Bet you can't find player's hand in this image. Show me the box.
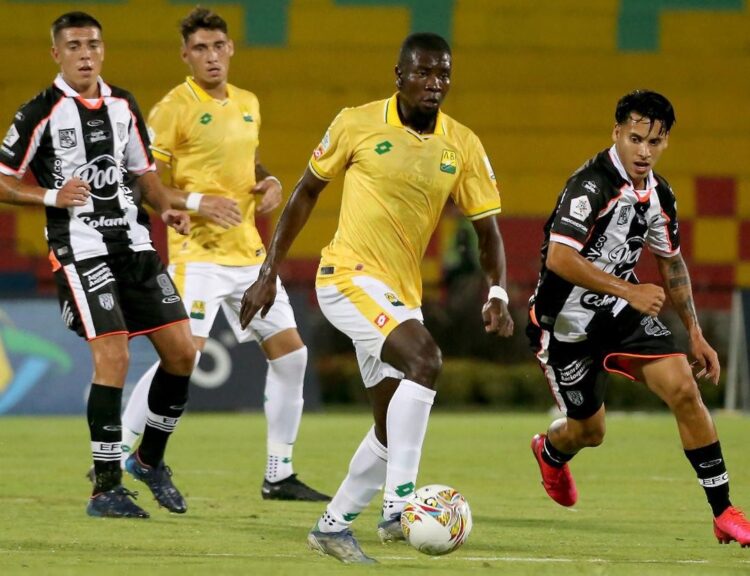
[625,283,665,316]
[481,298,514,337]
[162,209,190,235]
[252,177,283,215]
[689,330,721,385]
[55,177,91,207]
[198,194,242,228]
[240,274,277,328]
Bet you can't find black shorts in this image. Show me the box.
[527,305,683,420]
[54,251,188,340]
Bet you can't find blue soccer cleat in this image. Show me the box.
[125,452,187,514]
[86,485,150,518]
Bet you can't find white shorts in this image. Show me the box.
[169,262,297,343]
[316,275,423,388]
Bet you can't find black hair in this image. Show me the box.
[398,32,451,67]
[51,11,102,42]
[615,90,676,134]
[180,7,228,42]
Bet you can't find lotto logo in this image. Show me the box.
[374,313,389,328]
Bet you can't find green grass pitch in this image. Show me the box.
[1,411,749,575]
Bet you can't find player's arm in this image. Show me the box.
[546,242,665,316]
[137,170,190,235]
[472,216,514,337]
[240,168,327,327]
[0,173,90,207]
[252,153,282,215]
[654,252,719,384]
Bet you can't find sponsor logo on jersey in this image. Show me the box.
[162,295,181,304]
[313,129,331,160]
[200,113,212,125]
[14,111,24,122]
[190,300,206,319]
[384,292,404,307]
[582,180,598,194]
[86,129,110,144]
[73,155,121,200]
[98,293,115,311]
[83,263,115,292]
[79,212,128,230]
[61,300,75,327]
[580,291,618,311]
[569,196,592,221]
[557,357,593,386]
[87,119,104,127]
[0,146,15,158]
[58,128,77,149]
[2,124,19,147]
[483,155,496,180]
[242,112,254,122]
[617,205,631,225]
[374,312,389,328]
[440,149,457,174]
[374,140,393,155]
[566,390,584,406]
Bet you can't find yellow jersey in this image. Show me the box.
[310,95,501,308]
[148,77,265,266]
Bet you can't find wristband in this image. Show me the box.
[263,176,282,189]
[185,192,203,211]
[43,188,59,207]
[488,285,509,304]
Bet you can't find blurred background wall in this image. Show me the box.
[0,0,748,414]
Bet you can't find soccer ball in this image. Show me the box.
[400,484,472,556]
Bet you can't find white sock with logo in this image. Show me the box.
[264,346,306,482]
[317,426,388,533]
[382,379,435,519]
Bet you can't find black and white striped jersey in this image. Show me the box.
[0,74,156,264]
[530,145,680,343]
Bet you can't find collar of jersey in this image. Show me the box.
[384,94,446,137]
[185,76,232,104]
[54,74,110,109]
[608,144,657,199]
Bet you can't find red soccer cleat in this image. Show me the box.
[714,506,750,547]
[531,433,578,507]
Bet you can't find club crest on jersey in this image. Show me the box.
[58,128,77,149]
[190,300,206,320]
[384,292,404,307]
[98,293,115,311]
[117,122,127,141]
[617,205,631,225]
[566,390,584,406]
[569,196,592,221]
[582,180,598,194]
[440,149,457,174]
[374,313,389,328]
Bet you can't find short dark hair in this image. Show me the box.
[398,32,451,67]
[615,90,676,134]
[180,7,228,42]
[51,11,102,42]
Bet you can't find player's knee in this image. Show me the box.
[403,342,442,388]
[580,427,605,448]
[665,379,703,413]
[162,343,197,376]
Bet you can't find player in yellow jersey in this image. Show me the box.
[241,33,514,563]
[119,7,329,502]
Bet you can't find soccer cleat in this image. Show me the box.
[125,452,187,514]
[307,526,378,564]
[377,512,406,543]
[531,433,578,507]
[261,474,331,502]
[86,485,150,518]
[714,506,750,547]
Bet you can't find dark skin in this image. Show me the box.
[240,47,513,445]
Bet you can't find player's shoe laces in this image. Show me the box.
[714,506,750,547]
[261,474,331,502]
[86,485,150,518]
[125,453,187,514]
[377,512,406,543]
[531,433,578,507]
[307,525,378,564]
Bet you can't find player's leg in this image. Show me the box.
[634,355,750,546]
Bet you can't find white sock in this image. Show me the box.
[264,346,306,482]
[382,379,435,519]
[121,352,201,467]
[317,426,387,534]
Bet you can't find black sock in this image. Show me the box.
[684,441,731,517]
[137,367,190,467]
[542,436,575,468]
[87,383,122,493]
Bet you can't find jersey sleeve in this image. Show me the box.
[123,92,155,175]
[647,181,680,257]
[147,99,180,165]
[549,174,606,252]
[0,96,47,177]
[450,132,501,221]
[308,110,351,181]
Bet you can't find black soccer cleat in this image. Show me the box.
[86,485,150,518]
[261,474,331,502]
[125,453,187,514]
